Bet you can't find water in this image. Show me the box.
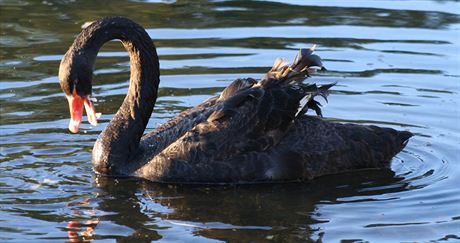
[1,0,459,242]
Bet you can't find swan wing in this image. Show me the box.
[134,80,333,183]
[135,49,337,182]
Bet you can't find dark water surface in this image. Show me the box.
[1,0,459,242]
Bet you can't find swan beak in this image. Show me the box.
[66,91,98,133]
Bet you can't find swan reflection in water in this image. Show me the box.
[66,170,410,242]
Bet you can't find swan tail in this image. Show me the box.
[332,123,414,169]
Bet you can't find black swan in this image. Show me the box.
[59,17,412,184]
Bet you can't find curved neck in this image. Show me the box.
[69,17,160,174]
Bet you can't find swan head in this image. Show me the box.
[59,51,99,133]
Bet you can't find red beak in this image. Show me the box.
[66,90,98,133]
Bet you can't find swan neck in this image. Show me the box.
[73,17,160,175]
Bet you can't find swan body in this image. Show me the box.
[59,17,412,184]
